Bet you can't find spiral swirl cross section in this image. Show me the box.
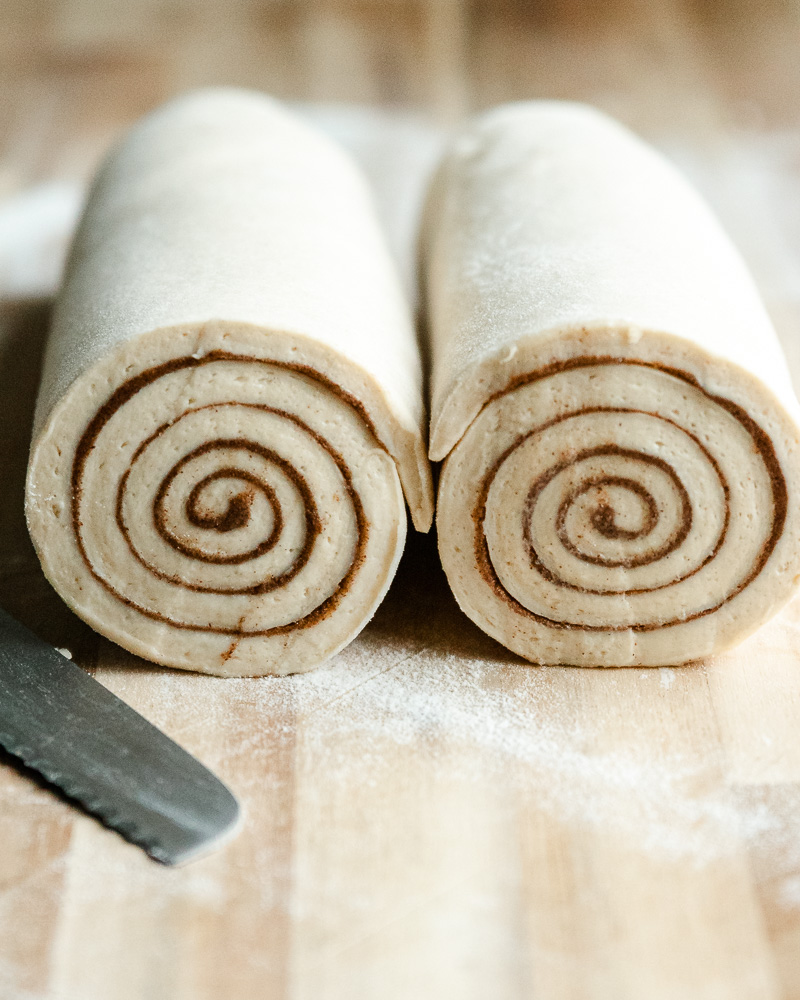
[27,350,407,676]
[437,359,791,666]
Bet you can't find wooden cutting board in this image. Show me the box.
[2,2,800,998]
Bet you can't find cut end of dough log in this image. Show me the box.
[27,322,408,676]
[436,331,800,666]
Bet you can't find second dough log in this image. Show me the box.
[423,102,800,667]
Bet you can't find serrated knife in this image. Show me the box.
[0,606,240,864]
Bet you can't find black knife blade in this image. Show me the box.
[0,606,240,864]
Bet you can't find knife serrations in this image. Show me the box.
[0,735,182,863]
[0,608,240,864]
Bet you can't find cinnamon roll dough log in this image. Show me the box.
[26,89,433,677]
[423,101,800,667]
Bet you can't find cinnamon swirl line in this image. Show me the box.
[470,359,785,631]
[72,357,372,622]
[60,349,378,649]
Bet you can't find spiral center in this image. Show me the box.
[520,446,692,573]
[568,476,659,542]
[151,439,310,567]
[186,469,269,534]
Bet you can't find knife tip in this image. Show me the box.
[155,785,243,867]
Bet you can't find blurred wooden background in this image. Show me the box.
[2,0,800,195]
[3,3,800,1000]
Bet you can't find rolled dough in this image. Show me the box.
[423,102,800,666]
[26,88,433,676]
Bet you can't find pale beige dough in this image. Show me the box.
[26,88,433,677]
[422,101,800,666]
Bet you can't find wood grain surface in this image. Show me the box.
[2,2,800,998]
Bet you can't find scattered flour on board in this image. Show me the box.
[121,622,800,880]
[68,623,796,943]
